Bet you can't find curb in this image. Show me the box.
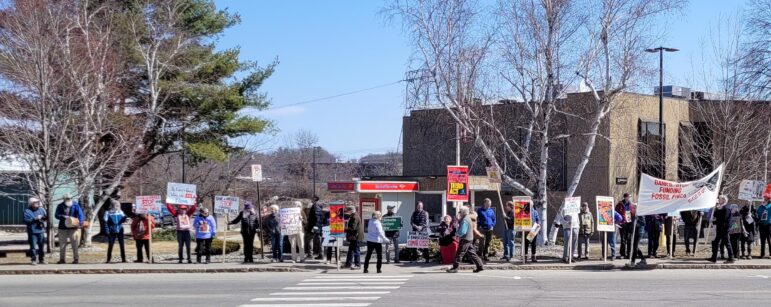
[0,267,310,275]
[441,263,771,271]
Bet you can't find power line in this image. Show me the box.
[265,80,405,110]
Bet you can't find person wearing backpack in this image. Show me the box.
[577,202,594,260]
[131,213,155,263]
[54,193,84,264]
[167,203,197,263]
[104,200,128,263]
[193,208,216,264]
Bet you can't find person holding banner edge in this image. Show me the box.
[229,202,260,263]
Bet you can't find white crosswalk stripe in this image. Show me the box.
[238,274,412,307]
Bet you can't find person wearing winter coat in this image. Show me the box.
[54,193,84,264]
[344,205,365,270]
[740,205,756,259]
[437,215,458,265]
[646,214,664,258]
[229,202,260,263]
[630,209,647,267]
[709,195,735,263]
[501,201,516,262]
[364,211,390,273]
[577,202,594,260]
[305,196,324,260]
[615,193,634,258]
[193,208,216,264]
[383,205,400,263]
[680,210,703,256]
[447,206,484,273]
[562,209,579,263]
[104,200,128,263]
[727,204,744,260]
[131,213,155,263]
[475,198,496,261]
[410,201,430,263]
[266,205,283,262]
[166,203,197,263]
[23,197,47,265]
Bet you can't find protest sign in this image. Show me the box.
[563,197,581,229]
[637,164,724,216]
[251,164,263,182]
[321,226,340,247]
[765,184,771,199]
[486,166,502,184]
[214,196,240,215]
[406,231,430,249]
[166,182,197,205]
[738,180,765,201]
[329,203,345,237]
[447,166,469,202]
[513,196,533,231]
[135,195,162,214]
[596,196,615,232]
[279,207,303,236]
[382,216,403,232]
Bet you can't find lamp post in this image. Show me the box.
[644,47,678,179]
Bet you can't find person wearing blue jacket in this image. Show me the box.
[193,208,216,264]
[476,198,496,261]
[104,200,127,263]
[24,197,47,265]
[54,193,84,264]
[757,195,771,258]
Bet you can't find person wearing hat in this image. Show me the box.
[229,202,260,263]
[104,199,127,263]
[384,204,400,263]
[305,196,324,260]
[166,202,197,263]
[193,208,216,264]
[54,193,84,264]
[23,197,47,265]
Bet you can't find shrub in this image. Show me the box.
[152,228,178,241]
[211,239,240,254]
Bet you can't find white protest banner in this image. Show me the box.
[738,180,765,202]
[406,231,430,248]
[214,196,240,215]
[251,164,263,182]
[637,164,724,216]
[563,197,581,229]
[166,182,197,205]
[279,207,303,236]
[135,195,163,214]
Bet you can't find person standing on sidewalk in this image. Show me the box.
[447,206,484,273]
[229,202,260,263]
[410,201,430,263]
[615,193,633,259]
[758,195,771,259]
[266,205,283,262]
[680,210,702,256]
[55,193,84,264]
[501,201,515,262]
[709,195,735,263]
[344,205,364,270]
[727,204,744,260]
[630,207,647,267]
[166,203,197,263]
[739,205,755,259]
[525,208,541,262]
[562,209,578,263]
[602,210,623,261]
[131,213,154,263]
[646,214,663,258]
[384,205,400,264]
[305,196,324,260]
[476,198,496,262]
[364,211,390,274]
[23,197,47,265]
[577,202,593,260]
[193,208,216,264]
[664,215,678,257]
[104,200,127,263]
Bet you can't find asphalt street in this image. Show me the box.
[1,269,770,307]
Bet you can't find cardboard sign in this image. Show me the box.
[279,207,303,236]
[135,195,163,214]
[563,197,581,229]
[637,164,724,215]
[738,180,765,201]
[214,196,240,215]
[447,166,469,202]
[513,196,533,231]
[406,231,430,248]
[382,216,403,232]
[166,182,197,205]
[329,203,345,237]
[596,196,615,232]
[486,166,502,184]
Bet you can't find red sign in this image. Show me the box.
[329,203,345,237]
[765,184,771,199]
[327,181,356,192]
[447,166,469,202]
[357,181,419,192]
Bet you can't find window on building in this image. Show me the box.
[678,122,713,181]
[548,138,567,191]
[638,120,666,179]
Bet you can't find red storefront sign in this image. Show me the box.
[447,166,469,202]
[327,181,356,192]
[357,181,419,193]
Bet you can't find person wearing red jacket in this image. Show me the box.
[131,213,156,263]
[615,193,633,259]
[167,203,197,263]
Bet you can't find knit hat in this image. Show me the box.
[244,202,254,209]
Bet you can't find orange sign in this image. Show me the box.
[765,184,771,199]
[329,203,345,237]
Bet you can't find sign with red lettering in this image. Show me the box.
[357,181,419,192]
[447,166,469,202]
[135,195,162,214]
[166,182,197,206]
[636,164,724,216]
[596,196,615,232]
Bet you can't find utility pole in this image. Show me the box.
[645,46,679,179]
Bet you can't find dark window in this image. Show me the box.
[548,138,567,191]
[638,121,666,179]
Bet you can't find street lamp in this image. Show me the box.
[644,46,678,179]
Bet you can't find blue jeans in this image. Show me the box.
[28,232,46,262]
[502,229,515,259]
[271,233,283,261]
[603,231,617,258]
[345,240,361,267]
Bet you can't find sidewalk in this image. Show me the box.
[2,256,770,275]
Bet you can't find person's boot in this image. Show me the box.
[531,255,537,263]
[446,266,458,273]
[473,266,484,273]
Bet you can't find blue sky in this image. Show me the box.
[214,0,749,160]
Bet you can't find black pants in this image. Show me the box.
[107,233,126,262]
[647,228,660,257]
[304,231,322,256]
[525,235,537,256]
[730,233,741,259]
[242,232,255,262]
[631,230,645,263]
[364,242,383,272]
[620,224,632,257]
[683,226,698,253]
[177,230,192,261]
[711,231,733,260]
[477,228,493,259]
[196,238,212,262]
[136,239,149,262]
[741,235,753,257]
[325,246,338,262]
[453,239,483,269]
[759,225,771,257]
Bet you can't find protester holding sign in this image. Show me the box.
[283,202,306,263]
[131,213,155,263]
[383,205,401,263]
[562,198,580,263]
[577,202,593,260]
[501,201,516,262]
[55,193,84,264]
[709,196,735,263]
[630,207,647,267]
[305,196,324,260]
[266,205,283,262]
[525,209,541,262]
[410,202,430,263]
[193,208,216,264]
[229,202,260,263]
[167,203,197,264]
[615,193,633,259]
[104,200,128,263]
[727,204,744,260]
[364,211,390,273]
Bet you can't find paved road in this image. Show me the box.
[1,269,770,307]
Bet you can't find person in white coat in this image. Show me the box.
[364,211,390,273]
[287,201,306,263]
